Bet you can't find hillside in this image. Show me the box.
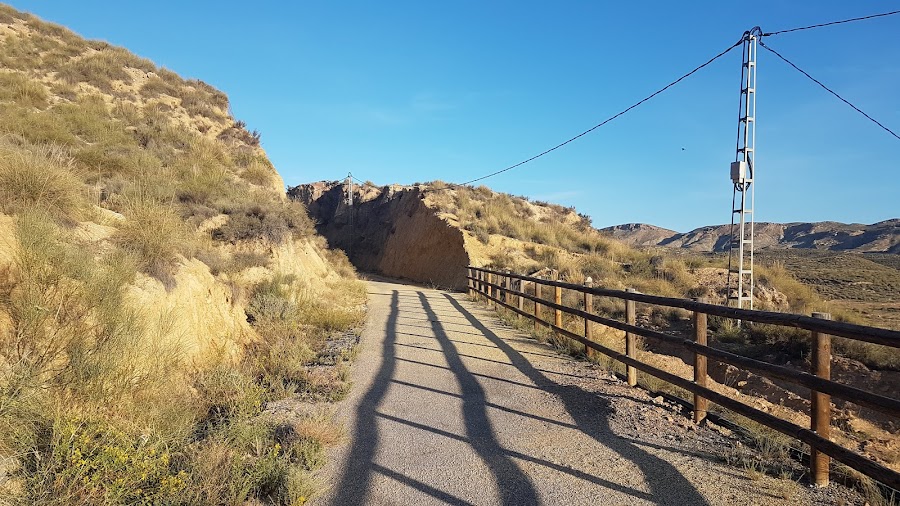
[0,5,362,504]
[294,181,818,307]
[602,219,900,253]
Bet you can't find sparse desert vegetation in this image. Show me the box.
[0,5,363,504]
[423,181,898,370]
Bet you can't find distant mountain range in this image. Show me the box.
[600,220,900,254]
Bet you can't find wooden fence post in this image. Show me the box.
[467,268,473,297]
[811,312,833,487]
[534,278,542,332]
[505,270,511,306]
[517,280,524,314]
[553,270,562,331]
[692,297,708,424]
[584,277,594,359]
[487,272,494,308]
[625,288,637,387]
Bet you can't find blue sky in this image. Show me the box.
[11,1,900,231]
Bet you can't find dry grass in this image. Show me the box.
[214,194,315,244]
[0,5,364,504]
[114,195,196,283]
[0,143,87,222]
[58,48,155,92]
[0,71,49,108]
[240,159,275,187]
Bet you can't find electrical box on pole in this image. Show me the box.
[727,28,760,311]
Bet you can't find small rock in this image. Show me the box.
[653,395,665,404]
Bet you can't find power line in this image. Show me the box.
[763,10,900,36]
[428,37,745,192]
[758,40,900,141]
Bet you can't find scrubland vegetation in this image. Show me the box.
[428,181,898,370]
[0,5,364,504]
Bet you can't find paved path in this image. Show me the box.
[315,279,821,505]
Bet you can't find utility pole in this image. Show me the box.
[346,172,353,261]
[727,27,760,311]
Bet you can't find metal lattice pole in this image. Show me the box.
[346,172,353,260]
[727,28,760,311]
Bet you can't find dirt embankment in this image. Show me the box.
[290,183,470,289]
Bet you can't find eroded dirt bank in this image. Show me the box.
[290,182,470,289]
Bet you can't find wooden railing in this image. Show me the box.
[466,266,900,490]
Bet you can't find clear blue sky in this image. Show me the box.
[11,1,900,231]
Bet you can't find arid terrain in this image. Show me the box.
[296,180,899,490]
[0,5,362,504]
[602,220,900,254]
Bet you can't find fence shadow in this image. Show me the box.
[418,291,540,505]
[442,292,710,506]
[330,290,400,505]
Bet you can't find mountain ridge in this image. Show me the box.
[601,219,900,253]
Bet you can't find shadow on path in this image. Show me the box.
[442,293,710,506]
[418,292,540,505]
[330,290,399,505]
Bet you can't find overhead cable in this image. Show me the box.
[425,37,746,192]
[763,10,900,36]
[759,40,900,141]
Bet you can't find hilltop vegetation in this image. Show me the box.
[0,5,363,504]
[422,181,897,370]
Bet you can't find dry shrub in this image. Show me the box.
[0,4,28,24]
[240,159,275,187]
[52,95,131,145]
[139,76,179,98]
[0,103,79,146]
[323,248,356,279]
[115,195,196,283]
[756,262,820,314]
[0,143,87,222]
[58,48,155,92]
[179,87,221,120]
[0,71,49,108]
[214,197,314,244]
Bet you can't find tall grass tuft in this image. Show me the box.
[0,144,87,222]
[115,194,196,283]
[0,71,49,108]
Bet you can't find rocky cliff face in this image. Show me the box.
[602,219,900,253]
[290,182,470,289]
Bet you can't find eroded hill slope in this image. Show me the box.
[0,5,361,503]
